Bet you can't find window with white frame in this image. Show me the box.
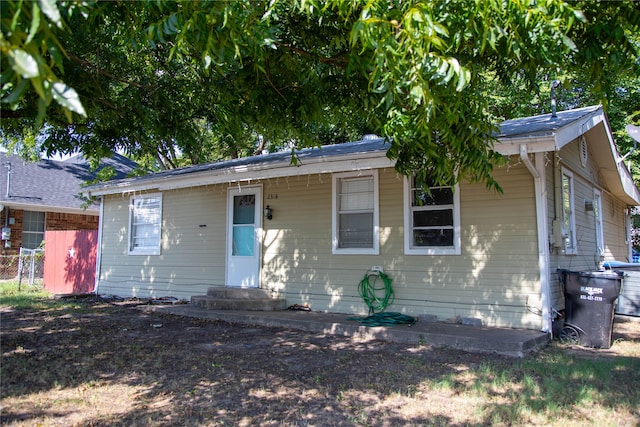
[404,175,460,255]
[129,193,162,255]
[593,189,604,256]
[332,171,379,254]
[22,210,45,249]
[561,169,577,254]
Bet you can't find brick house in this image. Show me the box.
[0,153,137,278]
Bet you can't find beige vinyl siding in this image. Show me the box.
[550,137,599,312]
[548,133,633,312]
[545,155,565,311]
[262,164,541,329]
[97,163,542,329]
[98,185,228,299]
[602,192,631,261]
[554,133,626,271]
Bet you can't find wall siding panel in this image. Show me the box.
[259,164,541,329]
[548,132,634,312]
[98,185,228,299]
[98,163,543,329]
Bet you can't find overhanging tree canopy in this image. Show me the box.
[1,0,638,188]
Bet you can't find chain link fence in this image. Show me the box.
[0,248,44,286]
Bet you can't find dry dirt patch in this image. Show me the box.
[1,298,638,426]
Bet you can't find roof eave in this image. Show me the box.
[495,106,606,155]
[85,150,394,197]
[495,107,639,206]
[0,201,99,215]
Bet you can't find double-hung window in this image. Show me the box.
[128,193,162,255]
[332,171,379,254]
[22,210,45,249]
[561,169,577,254]
[404,175,460,255]
[593,189,604,256]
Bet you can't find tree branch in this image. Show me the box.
[265,60,287,101]
[68,52,153,89]
[275,43,350,67]
[0,110,26,119]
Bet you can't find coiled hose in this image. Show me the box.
[349,270,417,326]
[358,270,394,315]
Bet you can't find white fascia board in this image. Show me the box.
[1,201,99,215]
[618,163,640,205]
[494,136,557,156]
[87,152,395,196]
[576,109,640,205]
[554,108,605,149]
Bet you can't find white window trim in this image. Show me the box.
[332,171,379,255]
[128,192,163,256]
[561,168,577,255]
[593,188,604,256]
[403,177,461,256]
[22,210,46,249]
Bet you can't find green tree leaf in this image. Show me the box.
[39,0,62,28]
[51,82,86,117]
[9,50,40,79]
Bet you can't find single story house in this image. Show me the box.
[0,152,138,251]
[84,105,639,332]
[0,152,138,279]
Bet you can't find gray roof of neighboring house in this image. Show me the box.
[0,153,138,213]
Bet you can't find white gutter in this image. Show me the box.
[0,201,99,216]
[86,152,395,197]
[520,145,553,334]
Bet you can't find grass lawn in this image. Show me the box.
[1,281,639,426]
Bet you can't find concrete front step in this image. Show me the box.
[205,287,273,299]
[191,287,286,311]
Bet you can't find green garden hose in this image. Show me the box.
[357,270,394,315]
[348,270,417,326]
[348,311,417,326]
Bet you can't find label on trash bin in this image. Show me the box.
[580,286,604,301]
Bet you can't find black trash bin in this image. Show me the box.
[559,270,623,348]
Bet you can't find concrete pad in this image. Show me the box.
[140,304,550,358]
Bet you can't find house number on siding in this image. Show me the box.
[267,193,278,199]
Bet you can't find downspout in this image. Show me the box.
[93,195,104,295]
[520,145,553,334]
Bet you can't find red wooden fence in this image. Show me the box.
[43,230,98,294]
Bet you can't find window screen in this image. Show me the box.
[129,194,162,255]
[22,211,45,249]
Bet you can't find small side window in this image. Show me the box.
[593,189,604,256]
[128,193,162,255]
[561,169,577,255]
[22,211,45,249]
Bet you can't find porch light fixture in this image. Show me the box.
[264,205,273,220]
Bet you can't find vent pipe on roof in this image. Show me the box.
[550,80,561,118]
[4,162,10,198]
